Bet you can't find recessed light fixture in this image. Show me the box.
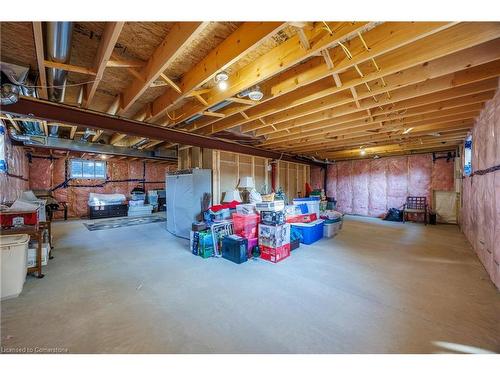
[215,71,229,91]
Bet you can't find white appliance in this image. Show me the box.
[1,234,29,300]
[166,169,212,239]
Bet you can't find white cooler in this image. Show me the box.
[1,234,29,300]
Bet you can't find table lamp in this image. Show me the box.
[222,190,242,203]
[238,176,254,204]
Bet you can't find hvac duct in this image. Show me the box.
[45,22,73,137]
[8,128,44,145]
[46,22,73,103]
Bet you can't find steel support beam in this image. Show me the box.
[2,97,323,166]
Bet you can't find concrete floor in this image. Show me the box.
[1,215,499,354]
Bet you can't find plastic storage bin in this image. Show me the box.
[323,221,342,238]
[293,197,320,218]
[290,219,324,245]
[232,213,260,239]
[127,204,153,216]
[1,234,29,300]
[222,235,248,264]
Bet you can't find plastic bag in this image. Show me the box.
[384,208,403,222]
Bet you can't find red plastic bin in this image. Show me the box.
[0,210,38,228]
[232,213,260,239]
[260,243,290,263]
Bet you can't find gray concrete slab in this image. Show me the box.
[1,215,499,353]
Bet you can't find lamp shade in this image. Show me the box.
[222,189,242,203]
[238,176,254,189]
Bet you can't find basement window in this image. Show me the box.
[70,159,106,179]
[464,135,472,177]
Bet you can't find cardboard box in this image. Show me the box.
[255,200,285,212]
[258,223,290,248]
[260,243,290,263]
[27,243,50,267]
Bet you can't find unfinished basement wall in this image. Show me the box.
[316,153,455,217]
[460,84,500,290]
[28,153,174,219]
[0,135,29,203]
[177,147,311,204]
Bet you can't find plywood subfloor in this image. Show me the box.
[1,215,499,353]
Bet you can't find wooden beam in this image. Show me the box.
[160,73,182,94]
[157,22,373,124]
[196,22,498,135]
[107,57,144,68]
[262,90,494,145]
[4,114,21,132]
[296,28,311,50]
[202,111,226,118]
[149,22,287,121]
[70,126,77,140]
[43,60,97,76]
[241,44,500,136]
[32,22,48,100]
[118,22,208,114]
[226,97,256,106]
[110,133,127,145]
[92,130,103,142]
[84,22,125,108]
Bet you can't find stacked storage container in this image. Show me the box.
[232,213,259,256]
[257,201,290,263]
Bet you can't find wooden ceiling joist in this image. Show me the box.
[84,22,125,108]
[148,22,286,122]
[244,48,500,136]
[32,22,48,100]
[166,22,375,125]
[194,23,499,136]
[118,22,209,115]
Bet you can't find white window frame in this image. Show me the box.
[69,158,107,180]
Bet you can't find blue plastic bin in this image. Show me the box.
[290,220,324,245]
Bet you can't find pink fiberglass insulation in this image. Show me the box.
[336,161,353,213]
[310,165,324,190]
[0,138,29,202]
[29,158,52,190]
[408,154,432,205]
[368,158,388,217]
[386,156,408,209]
[326,164,337,198]
[494,171,500,288]
[351,159,370,216]
[461,83,500,289]
[27,153,169,219]
[431,158,454,192]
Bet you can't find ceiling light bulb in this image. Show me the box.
[360,148,366,156]
[217,80,228,90]
[100,154,108,159]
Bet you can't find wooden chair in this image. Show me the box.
[403,196,428,225]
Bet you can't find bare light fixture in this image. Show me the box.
[215,71,229,91]
[402,127,413,134]
[247,86,264,101]
[360,147,366,156]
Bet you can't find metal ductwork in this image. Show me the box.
[8,128,45,145]
[46,22,73,137]
[46,22,73,103]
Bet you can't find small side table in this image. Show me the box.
[1,225,45,278]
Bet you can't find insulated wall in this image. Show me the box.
[316,153,455,217]
[0,136,29,202]
[461,83,500,290]
[29,153,173,218]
